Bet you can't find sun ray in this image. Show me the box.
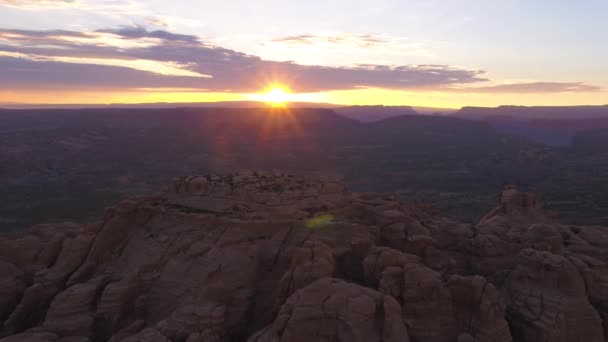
[250,85,293,106]
[265,88,289,105]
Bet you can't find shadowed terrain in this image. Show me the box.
[2,106,608,233]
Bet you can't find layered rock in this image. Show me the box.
[448,275,511,342]
[468,185,555,276]
[275,240,336,311]
[0,172,606,341]
[503,249,603,342]
[250,278,408,342]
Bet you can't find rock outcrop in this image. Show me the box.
[0,173,607,341]
[251,278,407,342]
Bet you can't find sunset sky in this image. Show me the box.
[1,0,607,108]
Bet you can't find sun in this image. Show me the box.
[266,88,288,103]
[260,86,291,106]
[247,84,296,106]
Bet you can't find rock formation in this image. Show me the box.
[0,173,607,341]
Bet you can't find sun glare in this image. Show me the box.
[259,86,291,106]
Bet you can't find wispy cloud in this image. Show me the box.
[143,16,169,29]
[448,82,602,93]
[0,0,145,13]
[0,26,488,92]
[0,0,79,10]
[267,32,439,60]
[271,33,390,48]
[0,0,169,29]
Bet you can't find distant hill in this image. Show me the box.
[0,107,535,231]
[334,105,455,122]
[3,106,608,232]
[456,105,608,120]
[334,105,608,145]
[334,106,419,122]
[452,105,608,145]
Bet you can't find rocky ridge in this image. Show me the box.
[1,171,607,341]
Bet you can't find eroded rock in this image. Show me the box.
[251,278,408,342]
[503,249,603,342]
[0,174,606,342]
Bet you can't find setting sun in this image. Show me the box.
[255,86,291,105]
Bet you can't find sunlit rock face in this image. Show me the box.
[0,172,607,341]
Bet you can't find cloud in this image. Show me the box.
[0,55,213,90]
[0,0,79,10]
[0,26,491,93]
[143,17,169,29]
[0,0,195,35]
[1,0,150,18]
[96,26,199,43]
[2,27,598,95]
[268,32,438,60]
[448,82,602,93]
[271,33,390,48]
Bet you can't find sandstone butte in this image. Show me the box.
[1,171,607,342]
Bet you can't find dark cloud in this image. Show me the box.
[1,26,490,92]
[0,28,87,38]
[449,82,601,93]
[0,55,210,90]
[96,26,200,43]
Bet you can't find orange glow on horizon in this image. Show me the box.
[264,88,290,105]
[248,85,294,106]
[2,87,607,109]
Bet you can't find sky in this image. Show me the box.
[0,0,607,108]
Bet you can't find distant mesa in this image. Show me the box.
[453,105,608,145]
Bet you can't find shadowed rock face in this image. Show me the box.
[0,172,607,341]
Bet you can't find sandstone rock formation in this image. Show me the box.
[0,173,607,341]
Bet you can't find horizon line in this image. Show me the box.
[2,100,607,111]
